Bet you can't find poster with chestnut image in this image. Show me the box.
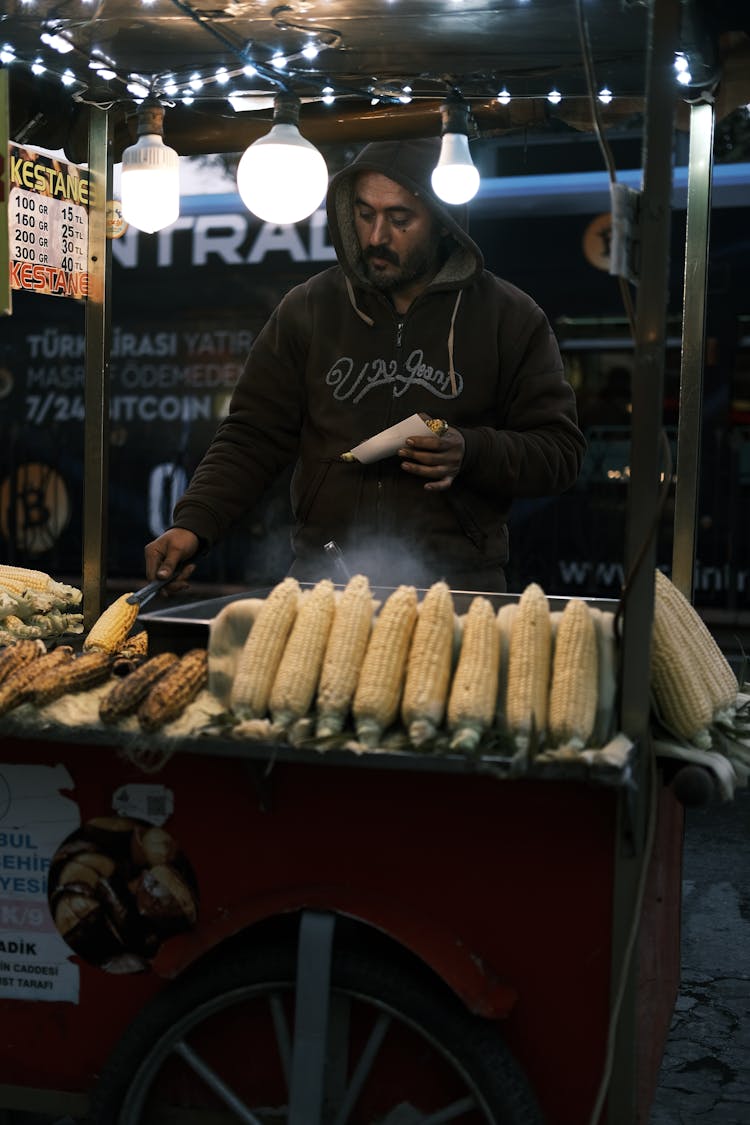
[48,816,199,975]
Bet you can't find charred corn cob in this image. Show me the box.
[138,648,208,732]
[100,651,180,724]
[505,582,552,759]
[270,579,336,728]
[353,584,418,747]
[230,577,300,718]
[401,581,455,747]
[653,568,737,722]
[547,598,598,752]
[0,646,75,716]
[83,593,140,654]
[32,651,113,707]
[316,574,375,738]
[650,569,735,748]
[117,630,149,659]
[447,596,501,753]
[0,638,45,684]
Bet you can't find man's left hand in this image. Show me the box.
[398,426,465,491]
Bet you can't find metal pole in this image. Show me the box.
[82,107,113,626]
[671,99,715,599]
[607,0,680,1122]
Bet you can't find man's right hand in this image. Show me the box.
[144,528,200,595]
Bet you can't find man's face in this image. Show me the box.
[353,172,444,305]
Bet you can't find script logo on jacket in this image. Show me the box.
[325,347,463,404]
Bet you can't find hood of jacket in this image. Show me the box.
[325,138,484,295]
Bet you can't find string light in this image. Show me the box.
[547,88,562,104]
[496,87,511,105]
[431,91,480,205]
[120,98,180,234]
[598,86,613,104]
[236,90,329,224]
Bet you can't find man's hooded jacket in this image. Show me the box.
[172,138,585,590]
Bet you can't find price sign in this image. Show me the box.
[8,144,91,300]
[0,70,10,316]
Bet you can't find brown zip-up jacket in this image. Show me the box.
[172,138,585,591]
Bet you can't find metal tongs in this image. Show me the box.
[126,566,186,610]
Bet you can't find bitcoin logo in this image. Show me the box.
[0,462,71,555]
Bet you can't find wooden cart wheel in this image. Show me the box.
[87,934,543,1125]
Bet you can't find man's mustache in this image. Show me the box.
[365,245,399,266]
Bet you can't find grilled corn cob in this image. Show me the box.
[230,577,300,718]
[100,651,180,724]
[447,596,501,753]
[316,574,375,738]
[0,638,45,684]
[353,584,418,747]
[138,648,208,732]
[83,593,140,654]
[0,646,75,716]
[32,651,113,707]
[650,569,735,748]
[270,579,336,728]
[505,582,552,759]
[547,598,598,752]
[401,581,455,747]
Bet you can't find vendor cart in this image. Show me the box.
[1,1,748,1123]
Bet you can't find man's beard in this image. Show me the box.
[362,240,441,295]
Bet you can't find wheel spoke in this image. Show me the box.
[172,1039,265,1125]
[419,1095,477,1123]
[268,991,292,1084]
[332,1010,391,1125]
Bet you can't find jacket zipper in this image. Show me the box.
[377,317,405,535]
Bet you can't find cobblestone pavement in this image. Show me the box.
[650,787,750,1125]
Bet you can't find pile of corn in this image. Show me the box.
[214,575,620,763]
[0,564,84,643]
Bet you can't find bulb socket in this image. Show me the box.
[272,90,302,128]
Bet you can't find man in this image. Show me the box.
[145,138,585,593]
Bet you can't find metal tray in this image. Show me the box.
[138,585,620,655]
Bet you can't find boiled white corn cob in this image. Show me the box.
[401,581,455,747]
[0,565,82,606]
[650,569,735,748]
[353,584,418,747]
[83,593,140,654]
[494,602,518,731]
[590,607,618,746]
[653,568,737,722]
[447,596,500,753]
[270,578,336,728]
[316,574,375,738]
[230,577,300,718]
[505,582,552,759]
[547,598,598,752]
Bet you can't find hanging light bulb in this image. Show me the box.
[120,98,180,234]
[431,91,480,206]
[236,91,329,224]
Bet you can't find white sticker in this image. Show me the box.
[0,763,81,1003]
[112,784,174,826]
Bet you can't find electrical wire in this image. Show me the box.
[575,0,637,340]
